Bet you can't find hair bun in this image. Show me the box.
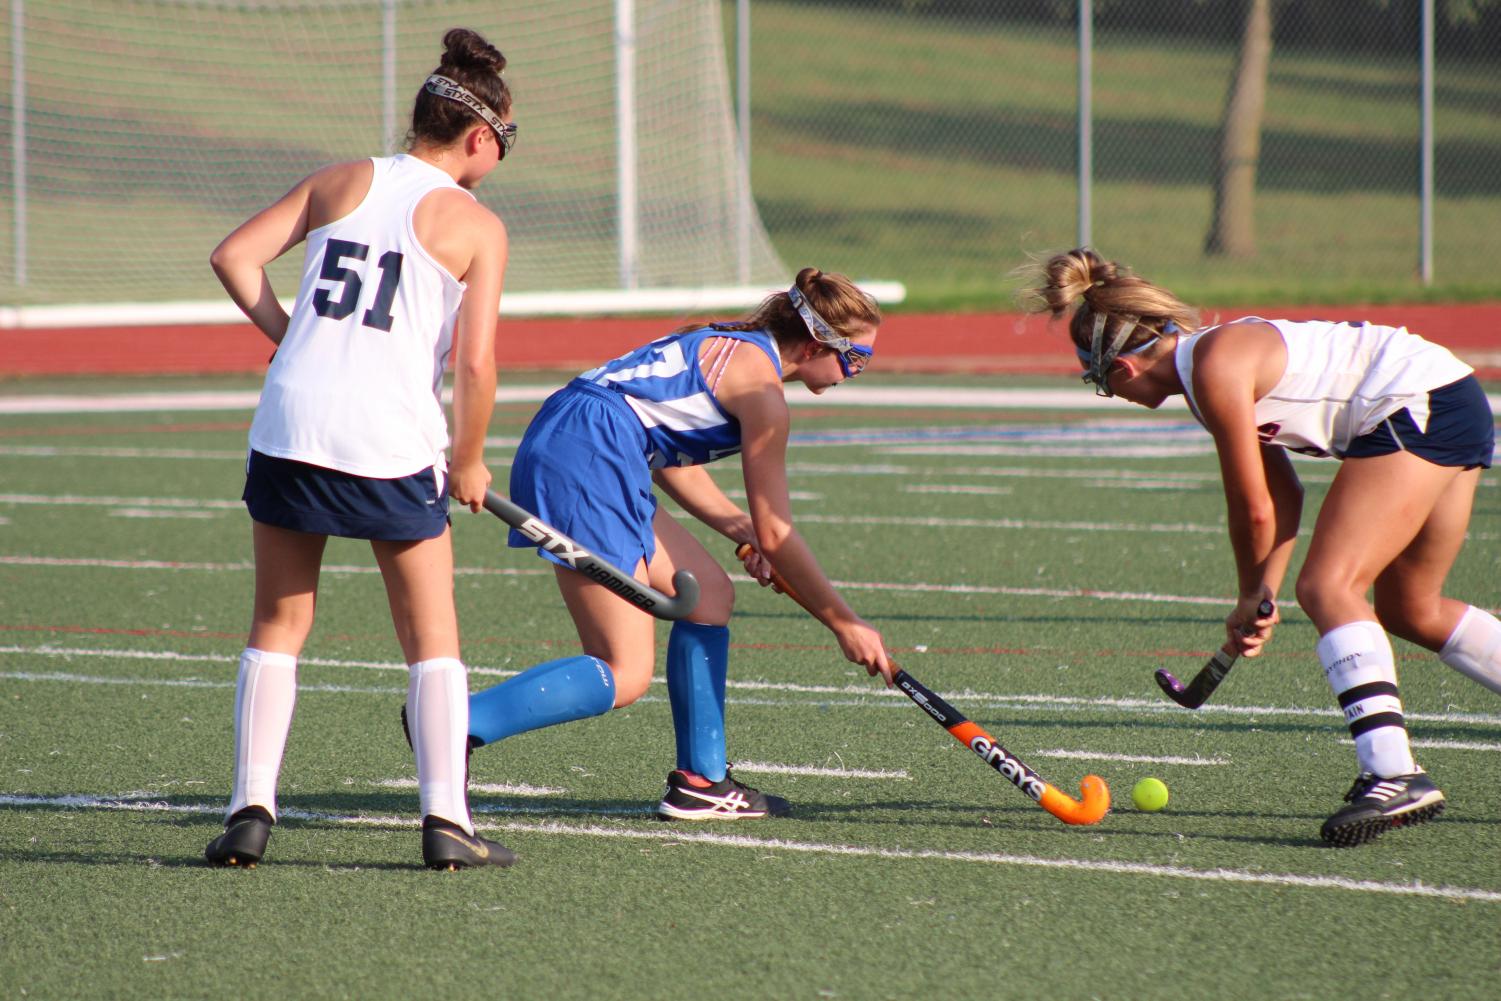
[441,27,506,76]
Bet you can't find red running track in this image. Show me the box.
[2,304,1498,377]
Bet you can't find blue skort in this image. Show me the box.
[508,379,657,573]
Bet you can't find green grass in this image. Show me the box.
[2,372,1500,999]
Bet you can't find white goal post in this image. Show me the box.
[1,0,904,326]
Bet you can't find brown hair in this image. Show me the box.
[1024,248,1197,356]
[407,28,512,149]
[692,267,881,351]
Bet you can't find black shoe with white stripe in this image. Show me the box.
[1319,771,1445,847]
[656,769,792,821]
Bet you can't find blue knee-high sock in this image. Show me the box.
[468,655,615,747]
[666,622,730,782]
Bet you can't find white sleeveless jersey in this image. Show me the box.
[1175,316,1472,458]
[249,155,471,477]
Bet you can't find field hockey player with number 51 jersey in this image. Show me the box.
[205,28,516,871]
[459,268,894,822]
[1027,247,1497,848]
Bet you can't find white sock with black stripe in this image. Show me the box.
[407,657,474,835]
[1438,604,1501,695]
[1317,621,1415,779]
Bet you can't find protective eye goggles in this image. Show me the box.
[1075,312,1161,397]
[424,74,517,158]
[788,286,873,378]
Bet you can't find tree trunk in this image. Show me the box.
[1204,0,1275,258]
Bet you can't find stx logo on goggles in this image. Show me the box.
[969,735,1047,802]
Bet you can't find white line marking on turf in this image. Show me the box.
[901,484,1014,496]
[1034,749,1230,766]
[7,650,1501,730]
[372,778,566,797]
[3,792,1498,903]
[0,554,549,578]
[111,508,218,520]
[796,513,1226,535]
[730,761,911,780]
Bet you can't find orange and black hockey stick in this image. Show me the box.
[735,544,1110,826]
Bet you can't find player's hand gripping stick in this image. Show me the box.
[735,544,1110,826]
[486,489,699,620]
[1152,598,1276,709]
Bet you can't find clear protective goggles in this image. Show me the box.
[788,286,873,378]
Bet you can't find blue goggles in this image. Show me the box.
[788,286,873,377]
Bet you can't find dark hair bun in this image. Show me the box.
[441,27,506,76]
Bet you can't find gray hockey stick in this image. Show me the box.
[483,489,700,620]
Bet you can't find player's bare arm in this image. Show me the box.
[716,346,891,681]
[429,198,506,512]
[1193,321,1288,650]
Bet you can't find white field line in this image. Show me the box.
[2,792,1498,903]
[1034,749,1230,767]
[7,647,1501,729]
[901,484,1014,496]
[730,760,911,780]
[0,554,549,579]
[0,445,247,460]
[372,777,566,797]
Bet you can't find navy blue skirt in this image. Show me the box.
[243,451,450,541]
[1346,375,1494,469]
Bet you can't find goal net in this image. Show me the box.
[0,0,793,320]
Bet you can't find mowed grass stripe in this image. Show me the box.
[3,792,1499,904]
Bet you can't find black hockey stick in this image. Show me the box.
[1153,599,1276,708]
[484,489,700,620]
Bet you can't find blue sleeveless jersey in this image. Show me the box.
[577,327,782,469]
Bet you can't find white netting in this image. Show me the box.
[0,0,788,309]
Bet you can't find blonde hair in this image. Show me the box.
[1023,248,1197,356]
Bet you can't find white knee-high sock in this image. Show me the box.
[227,648,298,821]
[1317,621,1416,778]
[407,657,473,835]
[1439,605,1501,696]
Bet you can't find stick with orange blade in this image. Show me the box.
[735,544,1110,826]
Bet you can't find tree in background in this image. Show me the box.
[1204,0,1273,259]
[1202,0,1498,260]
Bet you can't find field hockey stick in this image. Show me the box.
[735,544,1110,826]
[1152,599,1276,709]
[485,489,699,620]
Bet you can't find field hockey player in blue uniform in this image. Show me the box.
[1029,248,1497,846]
[205,29,515,870]
[465,267,894,820]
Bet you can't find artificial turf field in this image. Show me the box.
[2,371,1499,1000]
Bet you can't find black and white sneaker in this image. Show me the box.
[421,816,517,871]
[205,805,273,867]
[656,769,792,821]
[1320,771,1446,847]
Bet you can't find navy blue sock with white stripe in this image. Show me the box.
[1317,620,1416,777]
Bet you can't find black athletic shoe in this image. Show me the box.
[1320,771,1446,847]
[656,768,792,821]
[421,816,516,871]
[205,805,273,867]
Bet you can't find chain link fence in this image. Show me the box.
[745,0,1501,307]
